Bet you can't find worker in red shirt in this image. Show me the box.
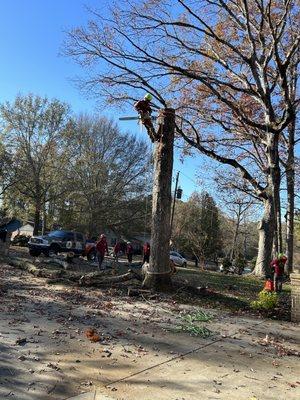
[134,93,155,135]
[96,234,108,270]
[126,242,134,265]
[142,242,150,265]
[270,253,287,292]
[134,93,152,117]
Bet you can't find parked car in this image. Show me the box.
[28,230,86,257]
[170,251,187,268]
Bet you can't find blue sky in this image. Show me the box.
[0,0,207,200]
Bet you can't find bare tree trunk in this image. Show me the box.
[254,197,274,277]
[286,171,294,273]
[33,203,41,235]
[286,119,295,274]
[272,141,282,255]
[230,204,241,261]
[42,201,47,235]
[254,128,283,277]
[243,231,247,259]
[143,108,175,290]
[47,197,56,228]
[274,162,283,254]
[266,131,281,255]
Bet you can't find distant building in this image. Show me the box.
[11,223,34,239]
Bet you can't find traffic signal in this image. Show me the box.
[176,187,183,199]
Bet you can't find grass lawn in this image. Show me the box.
[174,266,291,320]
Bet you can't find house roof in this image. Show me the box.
[19,224,34,231]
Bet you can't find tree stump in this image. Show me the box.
[0,232,12,256]
[143,108,175,290]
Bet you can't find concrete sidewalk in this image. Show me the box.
[94,319,299,400]
[66,391,114,400]
[66,317,300,400]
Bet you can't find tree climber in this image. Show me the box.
[134,93,157,141]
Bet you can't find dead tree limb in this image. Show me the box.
[79,269,142,287]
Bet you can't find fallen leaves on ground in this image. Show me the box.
[257,334,300,357]
[85,328,101,342]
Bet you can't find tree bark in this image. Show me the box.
[42,201,47,235]
[33,203,41,235]
[285,119,295,274]
[264,132,282,255]
[265,131,281,255]
[230,204,241,261]
[274,162,283,254]
[254,197,274,277]
[143,108,175,290]
[254,129,281,277]
[79,270,141,287]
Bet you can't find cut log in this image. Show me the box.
[41,258,70,270]
[79,270,142,287]
[78,269,114,285]
[46,278,75,285]
[7,256,143,288]
[128,288,151,297]
[7,256,82,281]
[8,257,42,274]
[8,257,64,279]
[62,270,83,281]
[34,268,64,279]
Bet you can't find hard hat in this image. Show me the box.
[100,234,106,238]
[144,93,152,101]
[278,253,285,259]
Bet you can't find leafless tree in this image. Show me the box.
[61,114,152,237]
[219,190,256,261]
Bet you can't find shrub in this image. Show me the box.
[235,254,247,274]
[11,234,29,247]
[251,290,278,310]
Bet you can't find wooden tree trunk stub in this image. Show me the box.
[143,108,175,290]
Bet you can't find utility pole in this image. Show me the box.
[170,171,180,236]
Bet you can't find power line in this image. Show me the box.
[179,170,199,187]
